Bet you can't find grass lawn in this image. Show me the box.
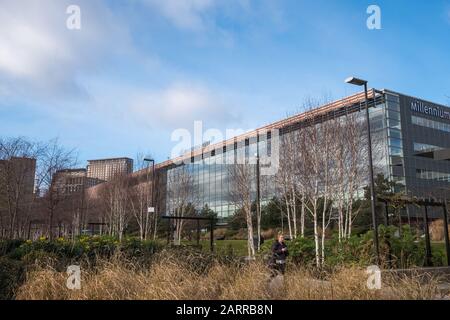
[431,242,450,264]
[431,242,447,252]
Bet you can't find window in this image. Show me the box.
[390,155,403,166]
[386,94,400,104]
[370,112,386,131]
[387,102,400,112]
[387,118,401,130]
[413,142,444,153]
[388,128,402,139]
[389,138,403,149]
[387,110,401,121]
[389,146,403,157]
[412,116,450,133]
[417,169,450,182]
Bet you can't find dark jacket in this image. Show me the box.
[271,240,288,261]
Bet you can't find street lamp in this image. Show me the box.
[144,158,156,240]
[254,152,261,251]
[345,76,380,265]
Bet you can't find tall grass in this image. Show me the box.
[15,250,444,300]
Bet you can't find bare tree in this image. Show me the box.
[129,153,154,240]
[65,189,86,238]
[275,131,298,239]
[342,113,369,239]
[100,175,130,241]
[296,107,336,267]
[129,182,152,240]
[35,139,77,240]
[229,151,256,258]
[329,113,368,241]
[167,165,196,245]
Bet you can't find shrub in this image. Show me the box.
[326,234,372,267]
[9,236,162,265]
[0,239,26,257]
[0,257,25,300]
[364,225,426,269]
[287,237,316,266]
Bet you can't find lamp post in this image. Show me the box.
[144,158,156,240]
[255,152,261,251]
[345,77,380,265]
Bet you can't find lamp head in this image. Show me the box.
[345,77,367,86]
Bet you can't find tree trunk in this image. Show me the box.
[245,202,255,258]
[291,187,297,238]
[301,195,305,238]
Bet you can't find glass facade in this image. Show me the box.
[385,94,406,192]
[368,93,406,193]
[162,91,450,218]
[166,134,273,218]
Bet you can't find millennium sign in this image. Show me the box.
[411,100,450,121]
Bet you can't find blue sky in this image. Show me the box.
[1,0,449,167]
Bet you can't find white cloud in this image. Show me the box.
[142,0,214,31]
[129,82,238,129]
[0,0,132,100]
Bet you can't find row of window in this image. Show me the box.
[413,142,444,153]
[412,116,450,133]
[166,162,257,217]
[416,169,450,182]
[385,97,405,177]
[385,96,406,194]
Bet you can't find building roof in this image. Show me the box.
[87,157,133,162]
[88,89,376,195]
[56,168,86,173]
[149,89,375,172]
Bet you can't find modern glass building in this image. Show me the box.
[142,89,450,219]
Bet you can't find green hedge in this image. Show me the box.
[1,236,163,262]
[261,225,438,269]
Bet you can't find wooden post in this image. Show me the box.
[197,219,200,246]
[210,219,214,253]
[384,202,393,268]
[423,205,432,267]
[384,201,389,226]
[442,202,450,266]
[167,218,171,245]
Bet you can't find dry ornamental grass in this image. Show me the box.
[15,250,444,300]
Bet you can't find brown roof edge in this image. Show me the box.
[87,157,133,162]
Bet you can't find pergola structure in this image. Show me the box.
[161,216,216,252]
[87,222,107,235]
[378,196,450,267]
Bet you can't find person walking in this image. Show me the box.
[271,233,288,276]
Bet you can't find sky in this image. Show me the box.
[1,0,449,168]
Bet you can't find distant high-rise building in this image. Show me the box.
[0,157,36,197]
[52,168,100,194]
[86,157,133,183]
